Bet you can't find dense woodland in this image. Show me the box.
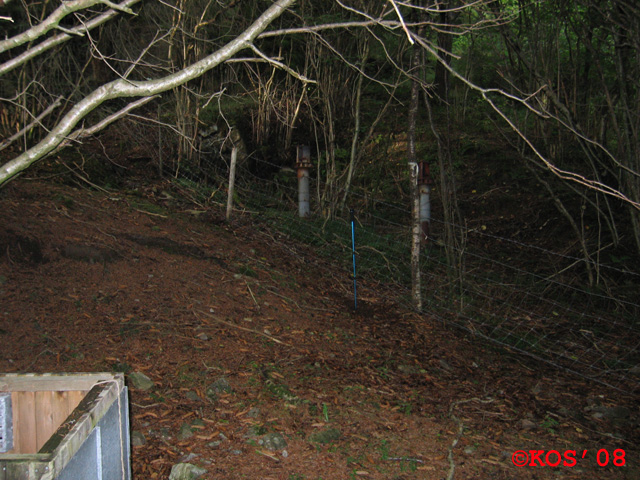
[1,0,639,294]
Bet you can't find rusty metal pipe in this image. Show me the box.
[420,183,431,242]
[418,162,432,243]
[296,145,312,218]
[298,167,310,217]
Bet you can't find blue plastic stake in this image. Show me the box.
[350,209,357,310]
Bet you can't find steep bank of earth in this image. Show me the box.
[1,176,637,479]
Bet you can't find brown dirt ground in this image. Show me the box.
[0,176,638,480]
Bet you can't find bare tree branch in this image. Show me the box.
[0,0,135,54]
[0,0,142,76]
[0,96,63,151]
[0,0,297,186]
[410,33,640,211]
[59,96,159,149]
[389,0,414,45]
[248,43,316,84]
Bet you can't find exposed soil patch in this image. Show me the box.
[0,177,638,479]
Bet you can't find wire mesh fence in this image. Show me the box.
[162,150,640,394]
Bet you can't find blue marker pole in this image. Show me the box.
[350,209,357,310]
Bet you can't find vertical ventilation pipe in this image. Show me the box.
[296,145,312,218]
[418,162,432,243]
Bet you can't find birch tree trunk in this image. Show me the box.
[408,45,422,310]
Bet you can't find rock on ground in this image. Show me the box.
[168,463,207,480]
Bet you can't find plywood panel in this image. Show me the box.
[4,389,88,455]
[35,390,70,452]
[51,391,71,443]
[35,390,87,452]
[67,390,86,415]
[12,391,37,454]
[35,390,53,452]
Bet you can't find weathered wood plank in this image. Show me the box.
[14,391,37,454]
[66,391,86,416]
[0,373,117,393]
[51,391,70,447]
[0,460,29,480]
[35,391,51,453]
[36,390,71,453]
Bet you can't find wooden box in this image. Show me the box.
[0,373,130,480]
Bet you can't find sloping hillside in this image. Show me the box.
[0,176,637,479]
